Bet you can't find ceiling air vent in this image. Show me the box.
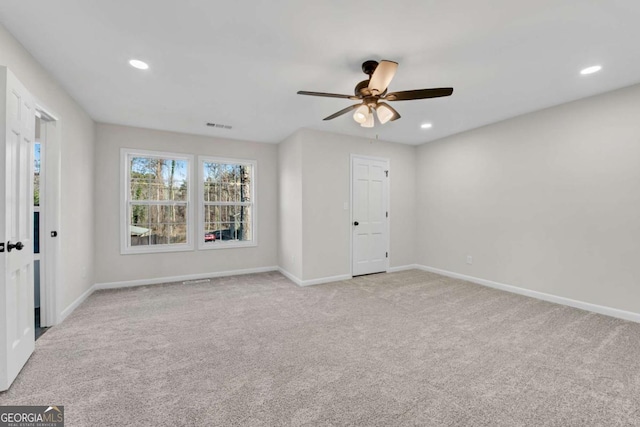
[206,122,233,130]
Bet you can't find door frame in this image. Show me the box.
[349,154,390,277]
[34,104,61,327]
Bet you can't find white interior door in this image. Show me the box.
[352,156,389,276]
[0,67,36,391]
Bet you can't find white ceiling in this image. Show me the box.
[1,0,639,145]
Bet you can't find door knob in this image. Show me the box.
[353,221,359,226]
[7,241,24,252]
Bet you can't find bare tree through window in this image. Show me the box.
[202,160,254,245]
[128,155,189,247]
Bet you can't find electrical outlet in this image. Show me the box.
[343,202,349,210]
[466,255,473,265]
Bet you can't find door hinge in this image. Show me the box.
[0,242,4,253]
[386,211,388,218]
[385,170,389,177]
[386,252,388,258]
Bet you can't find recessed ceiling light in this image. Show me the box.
[580,65,602,75]
[129,59,149,70]
[421,123,433,129]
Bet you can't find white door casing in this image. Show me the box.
[0,67,36,391]
[34,109,60,328]
[352,155,389,276]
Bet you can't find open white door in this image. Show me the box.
[0,67,36,391]
[352,156,389,276]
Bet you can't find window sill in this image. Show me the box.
[121,243,194,255]
[198,241,257,251]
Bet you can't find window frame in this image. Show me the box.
[198,156,257,250]
[120,148,195,255]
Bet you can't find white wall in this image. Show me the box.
[0,25,96,314]
[6,19,637,321]
[278,131,303,278]
[296,128,417,281]
[94,123,279,284]
[417,83,640,314]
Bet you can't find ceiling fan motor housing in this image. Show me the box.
[361,60,379,76]
[355,80,371,96]
[355,77,387,97]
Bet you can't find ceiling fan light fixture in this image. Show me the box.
[361,111,374,128]
[353,105,369,124]
[376,104,395,124]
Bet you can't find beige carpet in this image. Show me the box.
[1,270,640,426]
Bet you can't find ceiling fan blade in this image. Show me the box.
[368,60,398,95]
[298,91,360,100]
[323,104,362,121]
[376,102,401,123]
[385,88,454,101]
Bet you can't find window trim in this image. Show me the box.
[120,148,195,255]
[198,156,258,250]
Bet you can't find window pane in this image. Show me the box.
[202,160,253,245]
[173,180,188,201]
[145,223,183,245]
[203,162,252,203]
[218,223,231,241]
[238,206,251,237]
[34,143,41,206]
[131,204,149,226]
[145,223,165,245]
[171,225,187,244]
[204,205,220,223]
[125,151,191,251]
[130,203,152,246]
[130,203,188,247]
[130,178,149,200]
[239,222,252,241]
[240,165,252,202]
[222,182,232,202]
[147,182,164,200]
[201,206,252,243]
[161,205,187,224]
[131,235,149,246]
[130,157,188,201]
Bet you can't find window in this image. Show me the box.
[121,149,194,254]
[199,157,256,249]
[34,142,41,254]
[34,142,41,207]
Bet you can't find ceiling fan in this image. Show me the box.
[297,60,453,127]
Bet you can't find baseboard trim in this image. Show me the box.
[58,284,96,323]
[416,265,640,323]
[278,267,303,286]
[387,264,419,273]
[301,274,352,287]
[94,266,279,290]
[277,268,352,287]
